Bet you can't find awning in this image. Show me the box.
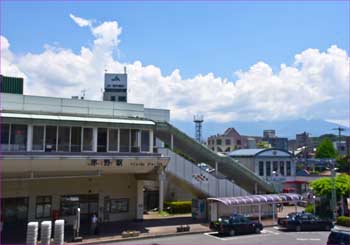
[1,112,155,125]
[208,193,302,206]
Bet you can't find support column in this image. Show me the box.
[254,182,258,194]
[93,128,98,152]
[149,130,154,153]
[215,161,218,175]
[159,168,166,212]
[27,124,33,152]
[272,203,276,225]
[258,204,262,223]
[170,134,174,150]
[136,180,144,220]
[210,202,218,222]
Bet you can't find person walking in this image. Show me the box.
[90,213,98,235]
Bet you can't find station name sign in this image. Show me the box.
[88,159,158,168]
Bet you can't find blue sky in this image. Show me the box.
[2,1,349,79]
[1,1,349,128]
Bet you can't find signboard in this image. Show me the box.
[104,73,127,90]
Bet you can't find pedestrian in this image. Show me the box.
[90,213,98,235]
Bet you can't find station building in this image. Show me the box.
[1,89,172,230]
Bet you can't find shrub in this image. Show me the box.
[305,204,314,213]
[336,216,350,227]
[164,201,192,214]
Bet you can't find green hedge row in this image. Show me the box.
[164,201,192,214]
[336,216,350,227]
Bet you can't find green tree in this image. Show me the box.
[315,138,337,159]
[310,174,350,197]
[336,154,350,173]
[257,141,270,149]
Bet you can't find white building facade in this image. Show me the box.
[0,93,170,231]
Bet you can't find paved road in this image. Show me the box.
[108,227,330,244]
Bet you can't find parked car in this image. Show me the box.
[278,212,333,231]
[197,163,215,173]
[210,214,263,236]
[327,229,350,245]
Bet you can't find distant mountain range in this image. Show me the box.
[171,119,349,140]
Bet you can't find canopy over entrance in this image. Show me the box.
[208,193,302,206]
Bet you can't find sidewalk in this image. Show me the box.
[69,214,210,244]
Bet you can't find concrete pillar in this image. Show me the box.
[258,204,262,223]
[93,128,98,152]
[254,182,258,194]
[170,134,174,150]
[28,195,36,221]
[27,124,33,152]
[215,161,218,175]
[210,202,218,222]
[272,203,276,225]
[159,169,166,212]
[137,130,141,151]
[263,161,266,177]
[284,162,287,176]
[136,180,144,220]
[149,130,154,153]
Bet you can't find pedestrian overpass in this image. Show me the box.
[155,122,274,194]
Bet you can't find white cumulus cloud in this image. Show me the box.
[69,14,92,27]
[1,15,349,126]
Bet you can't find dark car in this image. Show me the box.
[278,212,333,232]
[210,214,263,236]
[327,229,350,245]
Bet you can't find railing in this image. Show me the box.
[159,148,249,197]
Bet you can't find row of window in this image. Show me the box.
[208,138,241,146]
[36,195,129,219]
[258,161,292,177]
[1,124,151,153]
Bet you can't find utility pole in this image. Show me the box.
[332,126,345,149]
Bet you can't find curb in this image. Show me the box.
[70,229,211,244]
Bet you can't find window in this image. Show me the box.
[273,161,278,173]
[119,129,130,152]
[58,126,70,152]
[286,161,291,176]
[32,126,45,151]
[109,199,129,213]
[1,124,10,151]
[259,161,264,176]
[118,96,127,102]
[108,128,119,151]
[97,128,107,152]
[71,127,81,152]
[141,130,150,152]
[266,161,271,176]
[82,128,93,151]
[131,129,140,152]
[45,126,57,152]
[60,195,98,216]
[216,139,222,145]
[225,139,231,145]
[10,124,27,151]
[36,196,51,219]
[110,96,116,101]
[280,161,285,176]
[237,140,241,145]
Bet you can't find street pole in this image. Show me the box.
[331,161,337,221]
[313,195,316,216]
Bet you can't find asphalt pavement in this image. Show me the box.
[108,226,330,244]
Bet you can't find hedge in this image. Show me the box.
[164,201,192,214]
[336,216,350,227]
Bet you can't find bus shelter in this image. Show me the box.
[208,193,302,225]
